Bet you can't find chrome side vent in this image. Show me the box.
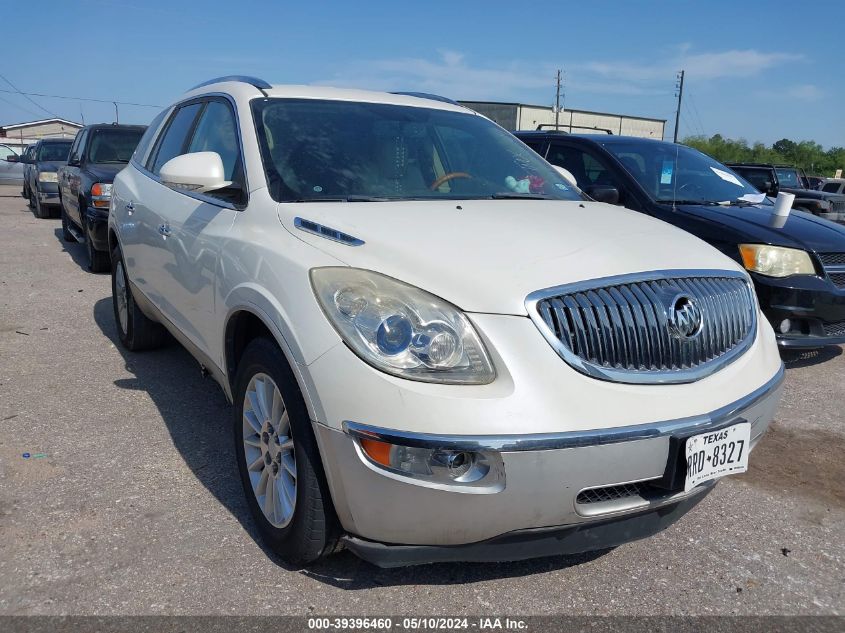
[526,270,757,384]
[294,217,364,246]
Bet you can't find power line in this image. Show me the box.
[0,74,59,118]
[0,93,44,120]
[687,92,707,138]
[0,87,162,109]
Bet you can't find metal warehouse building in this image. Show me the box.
[459,101,665,139]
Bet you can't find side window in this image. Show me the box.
[0,145,15,160]
[148,102,203,175]
[70,130,88,163]
[822,182,840,193]
[521,140,547,157]
[186,100,241,182]
[546,144,596,189]
[133,108,170,166]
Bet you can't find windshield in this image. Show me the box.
[37,142,72,162]
[252,99,583,202]
[775,168,802,188]
[88,128,145,163]
[601,141,769,206]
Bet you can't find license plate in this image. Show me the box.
[684,422,751,492]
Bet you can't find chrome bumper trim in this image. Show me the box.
[343,364,784,452]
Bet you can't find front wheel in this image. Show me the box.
[85,218,110,273]
[111,247,166,350]
[233,338,339,566]
[60,201,76,242]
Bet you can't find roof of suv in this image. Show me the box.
[182,77,472,114]
[82,123,147,131]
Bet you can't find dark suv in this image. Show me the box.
[726,163,845,224]
[516,131,845,349]
[58,124,146,272]
[20,138,73,218]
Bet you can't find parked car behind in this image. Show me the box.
[58,123,146,272]
[109,78,783,567]
[0,143,25,184]
[727,163,845,224]
[820,178,845,195]
[515,131,845,349]
[21,138,73,218]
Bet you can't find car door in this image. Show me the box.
[141,98,243,358]
[0,144,22,184]
[63,130,87,224]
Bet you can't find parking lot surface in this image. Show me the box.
[0,188,842,616]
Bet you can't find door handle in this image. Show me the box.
[125,201,134,211]
[158,224,171,237]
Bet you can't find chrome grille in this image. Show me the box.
[526,271,757,384]
[830,273,845,288]
[576,483,645,505]
[832,201,845,215]
[819,253,845,288]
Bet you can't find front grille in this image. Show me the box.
[832,201,845,215]
[823,321,845,337]
[829,273,845,288]
[576,483,646,505]
[528,272,756,384]
[817,253,845,266]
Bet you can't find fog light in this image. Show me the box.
[779,319,792,334]
[358,437,495,485]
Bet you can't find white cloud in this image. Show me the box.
[313,47,806,102]
[786,83,823,101]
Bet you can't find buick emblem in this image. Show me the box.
[668,294,703,340]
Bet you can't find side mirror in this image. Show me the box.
[552,165,579,188]
[159,152,231,194]
[67,155,81,167]
[4,154,19,163]
[763,180,779,197]
[584,184,621,205]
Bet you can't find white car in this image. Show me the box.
[108,77,784,567]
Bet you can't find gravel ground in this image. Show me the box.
[0,187,842,616]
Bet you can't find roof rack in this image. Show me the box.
[190,75,271,91]
[390,91,459,106]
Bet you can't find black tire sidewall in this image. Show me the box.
[232,338,336,565]
[110,247,133,347]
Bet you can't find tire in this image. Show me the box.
[233,338,339,566]
[85,217,110,273]
[27,190,34,210]
[60,201,76,242]
[34,193,49,219]
[111,246,166,351]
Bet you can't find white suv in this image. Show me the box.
[108,76,784,567]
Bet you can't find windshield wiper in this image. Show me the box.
[655,199,721,206]
[490,192,554,200]
[289,195,391,202]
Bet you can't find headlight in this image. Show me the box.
[38,171,58,182]
[91,182,112,208]
[311,267,496,384]
[739,244,816,277]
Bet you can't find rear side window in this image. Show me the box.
[822,182,842,193]
[148,103,203,175]
[187,100,240,180]
[133,108,169,167]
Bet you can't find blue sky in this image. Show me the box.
[3,0,843,147]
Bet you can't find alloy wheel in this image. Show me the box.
[242,372,297,528]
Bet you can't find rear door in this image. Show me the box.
[63,130,87,225]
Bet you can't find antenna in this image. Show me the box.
[673,70,685,143]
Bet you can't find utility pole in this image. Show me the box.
[113,102,119,124]
[673,70,685,143]
[554,69,563,130]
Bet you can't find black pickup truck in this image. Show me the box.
[726,162,845,224]
[58,123,146,272]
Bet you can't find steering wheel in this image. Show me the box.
[430,172,472,190]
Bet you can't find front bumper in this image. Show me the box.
[313,364,783,564]
[36,182,59,205]
[84,206,110,252]
[753,273,845,347]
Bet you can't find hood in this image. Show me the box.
[36,160,66,172]
[279,200,743,315]
[676,203,845,253]
[84,163,126,181]
[782,186,845,203]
